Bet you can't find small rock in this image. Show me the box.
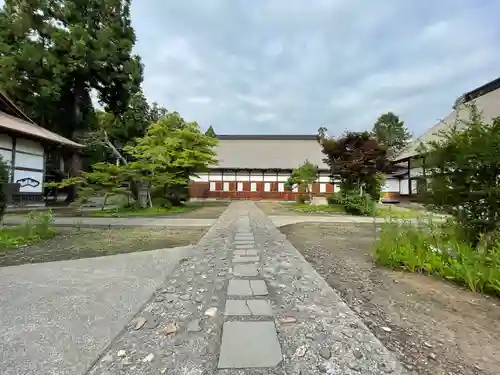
[295,345,307,357]
[160,369,167,374]
[122,357,132,365]
[132,317,146,330]
[353,349,363,359]
[348,362,361,372]
[117,350,126,358]
[187,319,202,332]
[345,288,353,305]
[319,347,331,359]
[280,317,297,324]
[423,341,433,348]
[142,311,160,329]
[204,307,218,318]
[142,353,154,363]
[381,326,392,332]
[155,296,165,302]
[210,296,219,301]
[102,353,113,363]
[194,296,203,303]
[180,295,190,301]
[428,352,437,361]
[158,322,178,336]
[317,364,328,373]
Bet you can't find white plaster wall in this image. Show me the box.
[250,172,263,182]
[13,170,43,193]
[0,148,12,164]
[223,172,236,181]
[15,152,44,170]
[381,179,400,192]
[277,173,291,182]
[278,182,285,192]
[16,138,44,155]
[400,179,409,195]
[210,173,223,181]
[0,134,12,149]
[209,181,216,191]
[263,173,277,181]
[319,183,327,193]
[236,171,250,181]
[192,173,209,182]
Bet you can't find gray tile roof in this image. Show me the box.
[0,111,84,148]
[212,136,329,170]
[395,81,500,161]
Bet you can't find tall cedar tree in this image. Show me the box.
[205,125,216,138]
[0,0,143,139]
[424,105,500,245]
[372,112,411,158]
[319,131,390,196]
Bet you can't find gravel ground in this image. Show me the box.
[280,222,500,375]
[0,227,207,267]
[256,201,343,216]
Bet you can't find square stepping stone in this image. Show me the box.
[234,240,255,244]
[233,264,259,277]
[227,280,268,296]
[224,300,273,316]
[233,255,259,263]
[235,244,255,249]
[218,321,282,368]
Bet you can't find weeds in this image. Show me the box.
[0,210,56,250]
[373,219,500,296]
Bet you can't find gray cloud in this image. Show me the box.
[131,0,500,137]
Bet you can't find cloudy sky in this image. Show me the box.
[132,0,499,137]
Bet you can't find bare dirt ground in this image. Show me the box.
[256,201,343,216]
[167,201,230,218]
[0,227,207,267]
[280,222,500,375]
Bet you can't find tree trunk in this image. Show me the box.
[64,152,83,203]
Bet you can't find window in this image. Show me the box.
[223,182,230,191]
[278,182,284,192]
[237,182,244,191]
[292,185,299,192]
[209,181,216,191]
[320,183,326,193]
[250,182,257,192]
[264,182,271,192]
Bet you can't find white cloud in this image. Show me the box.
[254,113,277,122]
[131,0,500,136]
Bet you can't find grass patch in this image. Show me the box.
[88,205,191,217]
[375,205,424,219]
[0,211,56,250]
[291,203,345,214]
[373,220,500,296]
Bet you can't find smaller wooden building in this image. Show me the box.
[0,92,84,204]
[387,76,500,201]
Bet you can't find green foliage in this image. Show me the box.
[372,112,412,158]
[374,220,500,296]
[423,105,500,245]
[0,0,143,139]
[0,211,56,249]
[365,172,386,201]
[338,190,375,216]
[48,113,218,208]
[326,194,339,206]
[286,160,318,201]
[295,194,308,204]
[88,205,189,217]
[205,125,216,138]
[320,131,390,194]
[292,203,344,214]
[0,155,9,220]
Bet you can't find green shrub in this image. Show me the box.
[373,220,500,296]
[326,194,340,205]
[295,194,308,204]
[339,189,375,216]
[0,210,56,249]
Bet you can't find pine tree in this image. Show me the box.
[205,125,216,138]
[372,112,411,157]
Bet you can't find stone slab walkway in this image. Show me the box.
[88,201,407,374]
[270,214,443,227]
[2,216,215,228]
[0,246,190,375]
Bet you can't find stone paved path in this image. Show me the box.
[88,201,407,374]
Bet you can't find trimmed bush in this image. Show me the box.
[339,189,375,216]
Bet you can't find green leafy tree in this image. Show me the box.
[0,155,9,220]
[372,112,411,158]
[205,125,216,138]
[285,160,318,202]
[320,130,390,196]
[0,0,143,199]
[424,104,500,245]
